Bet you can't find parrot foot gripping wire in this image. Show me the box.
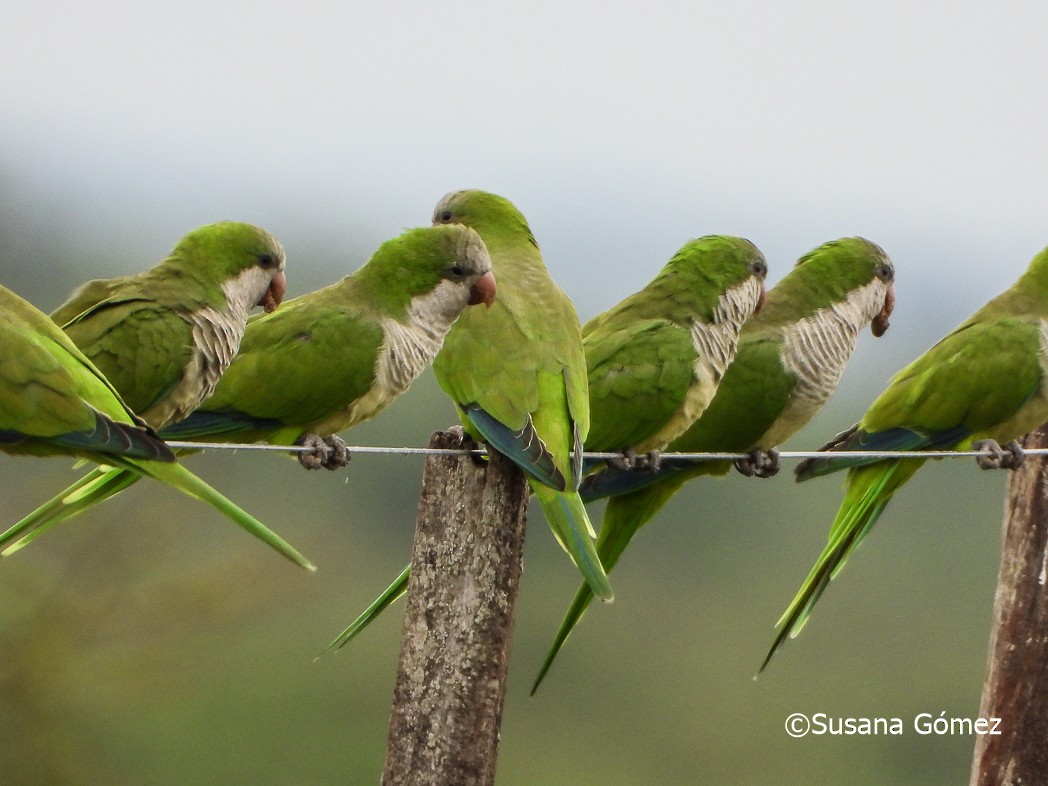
[972,439,1026,471]
[295,433,351,470]
[734,448,781,478]
[608,447,662,474]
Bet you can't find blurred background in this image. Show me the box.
[2,1,1047,783]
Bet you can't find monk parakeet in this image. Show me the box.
[0,283,312,569]
[583,234,767,470]
[763,245,1048,670]
[431,189,612,601]
[324,232,769,650]
[531,237,896,690]
[0,225,496,552]
[53,221,288,429]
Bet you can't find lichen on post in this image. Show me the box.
[382,427,530,786]
[970,425,1048,785]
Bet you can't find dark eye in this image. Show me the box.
[751,261,767,277]
[437,209,453,223]
[257,253,277,269]
[876,264,893,281]
[448,265,466,279]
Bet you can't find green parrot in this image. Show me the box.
[531,237,897,690]
[763,245,1048,671]
[324,233,770,650]
[582,234,767,471]
[0,225,496,552]
[431,189,612,601]
[53,221,288,429]
[0,283,312,569]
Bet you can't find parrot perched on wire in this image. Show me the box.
[762,245,1048,671]
[529,237,897,691]
[430,189,613,601]
[582,234,767,472]
[325,232,770,651]
[0,282,312,569]
[53,221,288,429]
[0,225,496,554]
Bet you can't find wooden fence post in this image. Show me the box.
[970,426,1048,784]
[382,427,530,786]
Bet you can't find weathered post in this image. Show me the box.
[382,428,530,786]
[970,426,1048,785]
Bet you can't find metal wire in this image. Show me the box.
[163,441,1048,461]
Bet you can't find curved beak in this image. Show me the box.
[871,282,895,337]
[753,282,767,315]
[258,270,287,314]
[469,270,497,308]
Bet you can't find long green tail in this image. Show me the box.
[134,459,315,570]
[531,472,688,694]
[327,563,411,651]
[759,458,923,672]
[533,483,614,603]
[3,459,314,570]
[324,486,633,661]
[1,466,140,554]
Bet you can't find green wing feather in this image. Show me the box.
[61,298,192,417]
[0,298,171,459]
[863,317,1043,439]
[172,290,385,443]
[584,319,696,452]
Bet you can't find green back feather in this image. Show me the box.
[432,190,589,468]
[583,235,766,453]
[54,222,286,419]
[171,224,490,444]
[0,284,174,464]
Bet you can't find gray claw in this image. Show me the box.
[609,447,637,472]
[608,448,662,474]
[974,439,1025,471]
[633,450,662,473]
[449,426,488,467]
[734,448,780,478]
[324,434,350,469]
[296,433,351,471]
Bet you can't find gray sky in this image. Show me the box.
[3,0,1048,340]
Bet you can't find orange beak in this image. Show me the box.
[754,282,767,315]
[258,270,287,314]
[872,282,895,337]
[469,270,497,308]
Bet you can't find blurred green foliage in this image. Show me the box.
[0,176,1007,785]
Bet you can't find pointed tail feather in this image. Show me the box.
[134,460,315,571]
[49,410,176,462]
[579,457,718,502]
[159,408,283,440]
[532,475,687,693]
[533,484,613,602]
[1,466,141,554]
[760,459,919,672]
[529,502,637,695]
[796,425,967,481]
[464,404,567,491]
[327,563,411,652]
